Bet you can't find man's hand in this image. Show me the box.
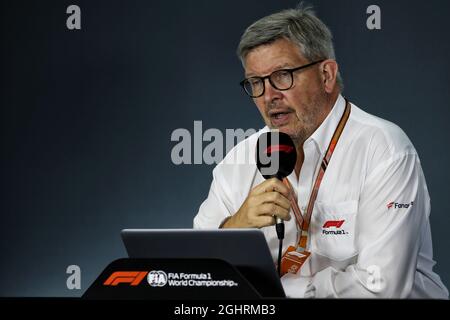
[222,178,292,228]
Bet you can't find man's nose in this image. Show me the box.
[263,78,282,104]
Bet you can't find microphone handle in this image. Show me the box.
[275,214,285,277]
[275,175,285,240]
[275,175,286,276]
[275,218,284,240]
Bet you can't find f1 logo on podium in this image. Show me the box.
[102,270,168,287]
[103,271,148,286]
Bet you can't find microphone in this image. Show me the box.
[256,131,297,276]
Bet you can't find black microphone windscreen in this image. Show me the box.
[256,131,297,180]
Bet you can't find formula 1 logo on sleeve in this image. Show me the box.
[387,201,414,209]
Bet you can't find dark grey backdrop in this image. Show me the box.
[1,0,449,296]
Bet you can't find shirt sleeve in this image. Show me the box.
[305,153,429,298]
[193,166,235,229]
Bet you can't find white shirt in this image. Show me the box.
[193,94,449,299]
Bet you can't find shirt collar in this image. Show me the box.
[305,94,346,155]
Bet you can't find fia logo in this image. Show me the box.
[147,270,168,287]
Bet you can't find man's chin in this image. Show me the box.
[269,125,305,144]
[267,124,292,138]
[270,124,292,135]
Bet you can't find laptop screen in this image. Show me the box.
[121,228,285,298]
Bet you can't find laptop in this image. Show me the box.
[121,228,285,298]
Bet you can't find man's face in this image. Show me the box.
[244,38,329,144]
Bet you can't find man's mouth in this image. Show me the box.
[269,110,293,126]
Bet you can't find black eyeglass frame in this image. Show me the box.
[239,59,326,98]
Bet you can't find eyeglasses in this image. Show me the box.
[239,59,325,98]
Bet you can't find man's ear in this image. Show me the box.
[320,60,338,93]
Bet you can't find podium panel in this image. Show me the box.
[83,258,261,299]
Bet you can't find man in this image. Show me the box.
[193,6,448,298]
